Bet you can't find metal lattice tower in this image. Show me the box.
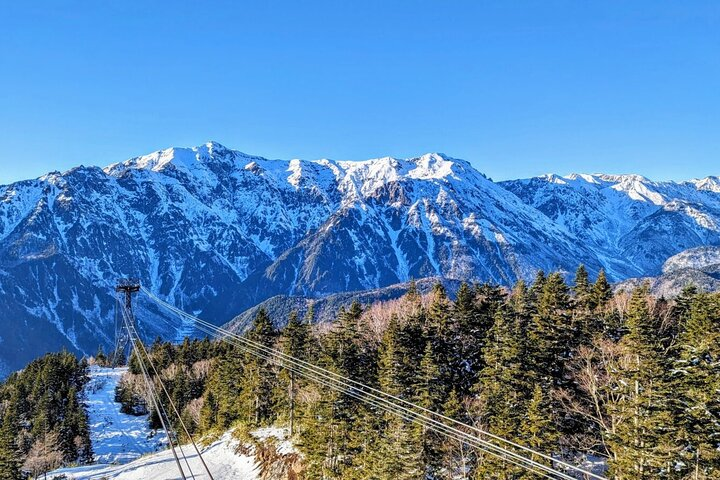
[112,278,141,366]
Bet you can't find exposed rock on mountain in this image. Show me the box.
[0,142,717,375]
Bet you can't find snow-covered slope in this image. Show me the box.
[0,142,718,374]
[662,245,720,273]
[50,365,292,480]
[50,430,258,480]
[501,173,720,278]
[85,366,166,464]
[614,245,720,297]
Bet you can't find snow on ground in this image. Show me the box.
[48,366,294,479]
[252,427,296,455]
[84,366,166,464]
[50,431,258,480]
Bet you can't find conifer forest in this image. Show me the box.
[3,267,718,479]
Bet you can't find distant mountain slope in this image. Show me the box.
[500,174,720,278]
[615,246,720,297]
[224,277,462,333]
[0,142,718,374]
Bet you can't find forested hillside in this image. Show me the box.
[110,268,720,479]
[0,352,92,479]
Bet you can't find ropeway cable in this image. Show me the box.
[144,288,595,480]
[142,287,604,480]
[185,316,560,480]
[120,302,188,480]
[152,306,565,480]
[121,303,195,479]
[121,303,215,480]
[146,291,581,480]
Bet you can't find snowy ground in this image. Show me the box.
[48,365,288,479]
[84,366,166,464]
[49,431,258,480]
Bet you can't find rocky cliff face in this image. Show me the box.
[0,142,717,375]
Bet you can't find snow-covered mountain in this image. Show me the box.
[615,246,720,297]
[501,173,720,279]
[0,142,718,375]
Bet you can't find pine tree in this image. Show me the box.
[473,305,529,479]
[529,270,547,303]
[440,389,471,480]
[206,343,245,428]
[670,292,720,478]
[518,384,559,479]
[406,278,420,304]
[426,282,456,400]
[95,345,108,367]
[573,264,593,308]
[0,397,22,480]
[237,308,278,426]
[305,301,372,478]
[607,284,674,479]
[572,264,603,348]
[528,272,573,388]
[454,282,501,394]
[304,300,316,324]
[592,269,613,309]
[199,389,219,431]
[276,310,311,435]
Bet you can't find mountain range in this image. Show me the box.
[0,141,718,376]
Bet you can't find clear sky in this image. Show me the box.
[0,1,718,185]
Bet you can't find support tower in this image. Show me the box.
[112,278,141,366]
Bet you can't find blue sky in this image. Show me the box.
[0,1,717,185]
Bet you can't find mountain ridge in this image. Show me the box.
[0,141,718,376]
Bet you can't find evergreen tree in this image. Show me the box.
[528,272,573,388]
[529,270,547,303]
[592,269,613,309]
[276,310,311,434]
[0,397,22,479]
[573,264,593,308]
[426,282,456,400]
[454,282,501,393]
[95,345,108,367]
[607,284,674,479]
[473,305,529,479]
[518,384,559,479]
[237,308,278,426]
[670,293,720,478]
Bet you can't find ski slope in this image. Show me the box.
[48,365,287,479]
[84,366,166,464]
[49,431,258,480]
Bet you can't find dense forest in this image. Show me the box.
[115,267,720,479]
[0,351,92,479]
[1,267,719,479]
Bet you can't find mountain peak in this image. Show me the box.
[692,176,720,193]
[103,142,262,176]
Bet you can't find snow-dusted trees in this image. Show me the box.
[22,430,64,478]
[0,351,92,478]
[108,275,719,480]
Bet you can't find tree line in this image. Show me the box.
[1,266,718,479]
[116,267,720,479]
[0,351,92,479]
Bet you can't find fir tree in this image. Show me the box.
[518,384,559,479]
[528,272,573,388]
[454,282,501,393]
[473,305,529,479]
[592,269,613,309]
[0,398,22,479]
[607,284,674,479]
[670,293,720,478]
[237,308,278,426]
[276,310,311,435]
